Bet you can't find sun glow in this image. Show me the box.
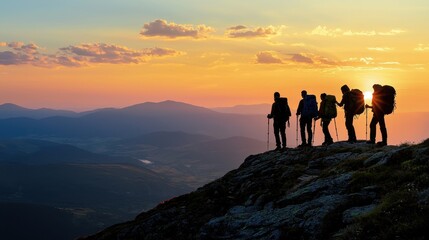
[363,91,372,101]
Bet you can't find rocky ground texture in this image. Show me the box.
[81,140,429,240]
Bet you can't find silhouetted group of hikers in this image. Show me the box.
[267,84,396,150]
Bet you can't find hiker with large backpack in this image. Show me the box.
[296,90,318,147]
[365,84,395,146]
[267,92,291,150]
[315,93,336,146]
[336,85,361,143]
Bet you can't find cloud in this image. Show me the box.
[309,26,405,37]
[368,47,393,52]
[227,25,284,38]
[343,30,376,36]
[255,51,283,64]
[228,25,247,31]
[140,19,214,39]
[59,43,181,65]
[378,29,406,36]
[0,42,183,67]
[310,26,342,37]
[255,50,401,71]
[290,53,314,64]
[415,44,429,52]
[0,42,7,47]
[0,51,32,65]
[58,43,183,66]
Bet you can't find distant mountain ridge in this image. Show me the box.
[0,103,80,119]
[0,100,266,139]
[212,103,271,115]
[0,139,131,164]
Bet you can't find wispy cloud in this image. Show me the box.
[415,44,429,52]
[368,47,393,52]
[256,51,339,66]
[226,25,284,38]
[140,19,214,39]
[255,51,283,64]
[255,50,401,71]
[309,26,342,37]
[309,26,405,37]
[290,53,314,64]
[0,42,183,67]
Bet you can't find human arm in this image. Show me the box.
[267,103,275,118]
[296,100,303,116]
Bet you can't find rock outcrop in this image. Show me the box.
[81,140,429,240]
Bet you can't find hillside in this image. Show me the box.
[81,140,429,240]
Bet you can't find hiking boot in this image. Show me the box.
[297,143,307,148]
[377,141,387,146]
[366,140,375,144]
[275,146,282,151]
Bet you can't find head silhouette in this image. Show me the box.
[373,84,382,92]
[320,93,327,100]
[301,90,307,99]
[274,92,280,100]
[341,85,350,94]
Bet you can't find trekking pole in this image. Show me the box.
[365,107,368,140]
[267,118,270,151]
[334,118,339,141]
[296,115,298,146]
[312,118,316,145]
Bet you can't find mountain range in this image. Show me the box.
[0,101,266,140]
[0,101,428,146]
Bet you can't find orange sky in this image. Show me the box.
[1,1,428,112]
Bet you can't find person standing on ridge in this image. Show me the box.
[337,85,357,143]
[315,93,334,146]
[366,84,388,146]
[267,92,291,150]
[296,90,317,147]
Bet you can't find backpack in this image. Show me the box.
[379,85,396,114]
[348,89,365,115]
[302,95,318,118]
[277,97,292,120]
[324,95,337,118]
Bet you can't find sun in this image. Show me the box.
[363,91,373,101]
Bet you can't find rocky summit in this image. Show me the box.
[81,140,429,240]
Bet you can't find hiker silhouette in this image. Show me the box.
[365,84,395,146]
[315,93,335,146]
[267,92,291,150]
[337,85,357,143]
[296,90,317,147]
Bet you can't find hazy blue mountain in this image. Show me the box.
[0,103,79,119]
[0,100,267,140]
[212,103,271,115]
[0,139,132,164]
[119,131,216,148]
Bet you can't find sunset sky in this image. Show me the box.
[1,0,428,112]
